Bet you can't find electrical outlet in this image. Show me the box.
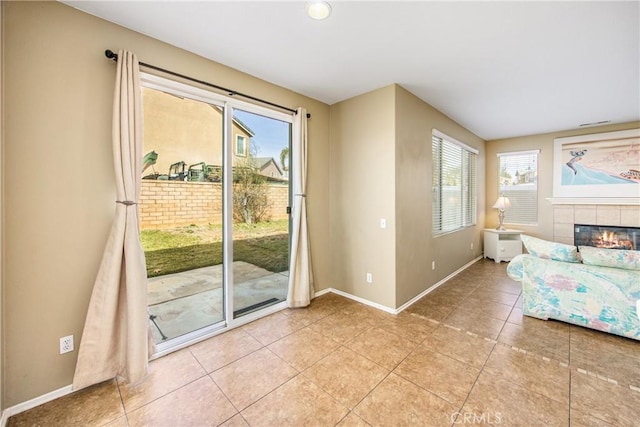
[60,335,74,354]
[366,272,373,283]
[431,261,436,270]
[471,243,474,250]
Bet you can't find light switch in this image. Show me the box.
[380,218,386,229]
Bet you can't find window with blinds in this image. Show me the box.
[432,130,478,235]
[497,150,539,225]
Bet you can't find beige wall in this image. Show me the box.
[486,121,640,240]
[329,85,397,308]
[394,86,485,307]
[0,0,4,413]
[329,85,486,309]
[2,1,330,407]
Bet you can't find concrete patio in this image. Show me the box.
[148,261,288,342]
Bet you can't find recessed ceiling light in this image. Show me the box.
[306,1,332,20]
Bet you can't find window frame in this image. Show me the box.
[235,135,247,157]
[497,150,540,226]
[432,129,478,236]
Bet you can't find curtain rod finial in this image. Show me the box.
[105,49,118,60]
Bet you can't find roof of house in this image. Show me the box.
[209,104,255,136]
[254,157,283,176]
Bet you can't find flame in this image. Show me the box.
[603,231,616,244]
[596,230,621,248]
[585,228,634,251]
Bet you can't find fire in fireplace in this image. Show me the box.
[574,224,640,251]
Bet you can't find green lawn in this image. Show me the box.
[142,220,289,277]
[141,228,203,251]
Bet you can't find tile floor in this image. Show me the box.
[8,259,639,426]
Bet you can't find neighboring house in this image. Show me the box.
[142,87,254,176]
[514,168,536,185]
[254,157,286,180]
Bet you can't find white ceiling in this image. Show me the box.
[63,1,639,140]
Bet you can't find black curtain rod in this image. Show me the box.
[105,49,310,118]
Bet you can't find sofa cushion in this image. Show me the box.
[578,246,640,271]
[521,235,580,263]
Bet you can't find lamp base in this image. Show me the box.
[495,209,506,231]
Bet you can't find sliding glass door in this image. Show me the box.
[230,109,291,319]
[138,74,292,349]
[140,85,227,343]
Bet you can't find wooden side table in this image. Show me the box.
[483,229,523,263]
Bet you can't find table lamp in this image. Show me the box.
[492,195,511,230]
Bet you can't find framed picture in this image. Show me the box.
[553,128,640,199]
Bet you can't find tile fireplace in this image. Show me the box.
[574,224,640,251]
[551,203,640,247]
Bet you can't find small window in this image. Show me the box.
[432,130,478,235]
[235,135,246,157]
[497,150,539,225]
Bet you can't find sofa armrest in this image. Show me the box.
[506,254,525,282]
[520,256,640,340]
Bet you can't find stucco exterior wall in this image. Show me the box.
[142,87,252,175]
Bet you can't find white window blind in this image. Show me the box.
[432,131,477,235]
[498,150,539,225]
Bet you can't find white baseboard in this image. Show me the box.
[328,288,397,314]
[396,255,483,313]
[319,256,483,316]
[313,288,331,298]
[2,258,481,424]
[2,384,74,426]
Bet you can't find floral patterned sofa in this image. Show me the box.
[507,235,640,341]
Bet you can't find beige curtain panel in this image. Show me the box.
[73,50,150,390]
[287,108,314,307]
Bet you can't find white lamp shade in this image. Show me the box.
[492,196,511,210]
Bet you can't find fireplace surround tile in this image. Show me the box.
[574,206,597,224]
[621,206,640,227]
[554,206,574,224]
[596,206,621,226]
[554,223,574,240]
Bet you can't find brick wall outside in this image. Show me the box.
[140,180,289,229]
[264,184,290,221]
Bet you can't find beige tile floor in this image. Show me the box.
[9,259,639,426]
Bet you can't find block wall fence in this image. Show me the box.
[139,180,289,229]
